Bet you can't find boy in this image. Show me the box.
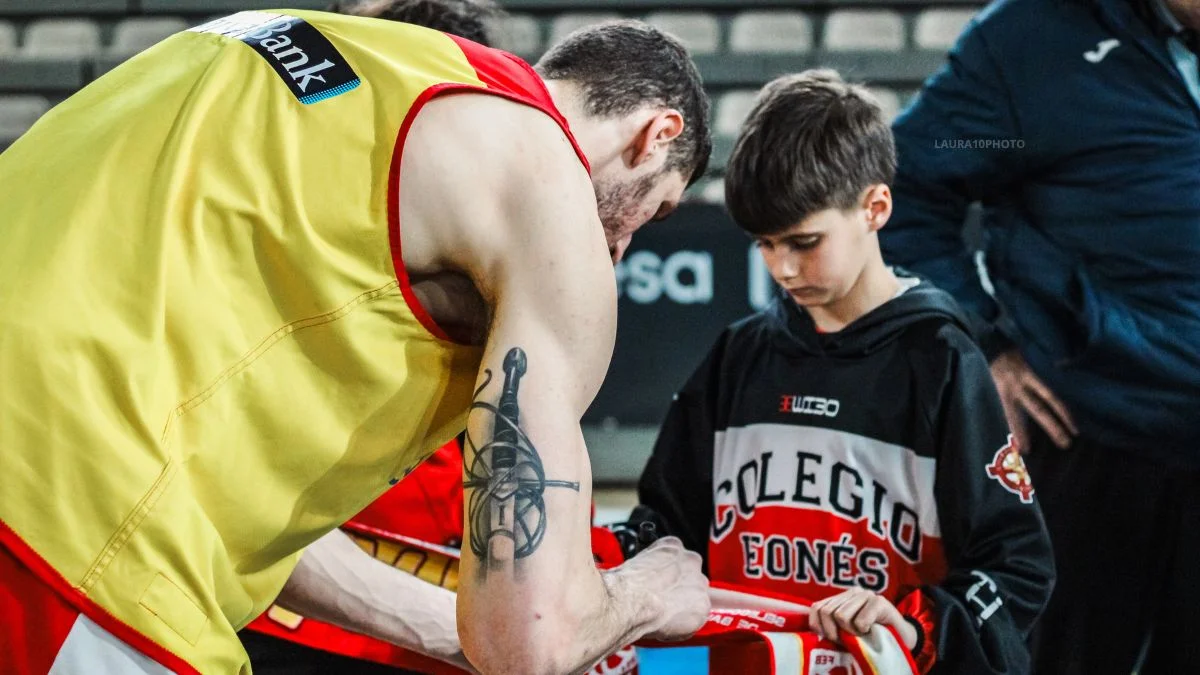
[629,70,1054,674]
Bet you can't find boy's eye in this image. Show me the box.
[790,236,821,250]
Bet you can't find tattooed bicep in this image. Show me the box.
[463,347,580,575]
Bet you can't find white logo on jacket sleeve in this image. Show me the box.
[965,570,1003,627]
[985,435,1035,503]
[1084,38,1120,63]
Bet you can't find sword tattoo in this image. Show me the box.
[464,347,580,574]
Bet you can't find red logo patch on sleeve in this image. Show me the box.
[985,435,1035,504]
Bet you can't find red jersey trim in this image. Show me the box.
[446,36,590,174]
[387,41,590,346]
[388,82,462,344]
[340,521,463,560]
[0,519,202,675]
[896,589,938,674]
[0,543,79,673]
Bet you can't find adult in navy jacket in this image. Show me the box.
[882,0,1200,672]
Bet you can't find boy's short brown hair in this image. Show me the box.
[724,69,896,235]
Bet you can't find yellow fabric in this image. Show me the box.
[0,11,489,672]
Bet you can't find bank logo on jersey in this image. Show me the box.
[985,435,1034,503]
[192,12,361,104]
[779,394,840,417]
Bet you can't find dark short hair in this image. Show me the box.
[535,20,712,186]
[329,0,500,46]
[725,69,896,235]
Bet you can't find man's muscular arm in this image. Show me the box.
[400,95,708,675]
[275,530,473,671]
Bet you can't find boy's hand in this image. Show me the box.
[809,588,917,650]
[990,349,1078,450]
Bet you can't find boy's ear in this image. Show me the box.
[863,184,893,232]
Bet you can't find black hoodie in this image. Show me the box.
[630,277,1055,675]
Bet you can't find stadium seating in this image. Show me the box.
[138,0,324,11]
[709,89,756,170]
[548,12,623,45]
[0,20,15,55]
[644,11,721,55]
[490,13,541,57]
[728,11,812,54]
[0,0,984,176]
[868,86,902,121]
[696,177,725,205]
[108,17,187,57]
[824,9,906,51]
[0,0,128,12]
[0,94,49,145]
[22,18,102,58]
[714,89,757,139]
[914,7,975,49]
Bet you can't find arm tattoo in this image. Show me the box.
[463,347,580,573]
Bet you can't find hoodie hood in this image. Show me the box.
[765,273,972,358]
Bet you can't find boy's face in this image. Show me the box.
[754,184,891,310]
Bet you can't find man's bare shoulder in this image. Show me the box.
[406,93,590,196]
[399,92,600,271]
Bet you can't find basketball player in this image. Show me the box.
[0,9,711,674]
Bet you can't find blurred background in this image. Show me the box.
[0,0,981,488]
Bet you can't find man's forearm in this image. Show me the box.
[458,492,659,674]
[571,563,661,669]
[275,529,473,671]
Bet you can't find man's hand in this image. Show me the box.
[809,588,917,650]
[605,537,710,642]
[990,349,1078,450]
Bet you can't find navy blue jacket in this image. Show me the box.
[883,0,1200,465]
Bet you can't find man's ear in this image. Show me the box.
[628,108,684,168]
[862,183,893,232]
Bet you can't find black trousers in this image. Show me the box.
[1025,429,1200,675]
[239,630,421,674]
